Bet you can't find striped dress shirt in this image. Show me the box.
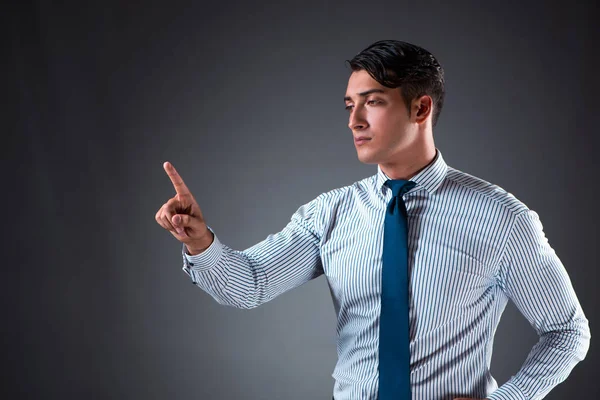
[181,148,590,400]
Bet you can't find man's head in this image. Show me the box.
[347,40,445,128]
[344,40,445,168]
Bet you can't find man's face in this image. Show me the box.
[344,69,419,165]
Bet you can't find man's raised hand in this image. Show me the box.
[155,161,213,254]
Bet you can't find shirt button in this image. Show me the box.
[189,262,194,266]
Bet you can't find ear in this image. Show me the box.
[412,95,433,124]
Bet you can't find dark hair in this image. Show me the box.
[346,40,445,127]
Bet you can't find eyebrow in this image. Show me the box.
[344,89,386,102]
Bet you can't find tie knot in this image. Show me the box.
[384,179,417,198]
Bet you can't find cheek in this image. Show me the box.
[372,108,405,133]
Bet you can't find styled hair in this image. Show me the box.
[346,40,445,127]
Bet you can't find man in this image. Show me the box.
[155,40,590,399]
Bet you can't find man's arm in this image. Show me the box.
[488,210,591,400]
[181,194,325,309]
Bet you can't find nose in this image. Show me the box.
[348,107,368,131]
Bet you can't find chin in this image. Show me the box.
[357,154,380,165]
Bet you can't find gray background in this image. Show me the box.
[6,0,598,399]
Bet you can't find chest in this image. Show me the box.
[320,201,501,314]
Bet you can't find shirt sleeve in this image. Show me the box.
[488,209,591,400]
[180,194,324,309]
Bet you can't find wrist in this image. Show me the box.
[186,230,214,255]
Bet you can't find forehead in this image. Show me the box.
[345,70,390,97]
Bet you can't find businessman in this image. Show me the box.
[155,40,590,400]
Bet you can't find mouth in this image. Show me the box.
[354,137,371,145]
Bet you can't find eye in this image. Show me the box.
[345,105,354,111]
[367,99,381,105]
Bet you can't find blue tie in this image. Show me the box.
[378,179,417,400]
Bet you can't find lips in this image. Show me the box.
[354,137,371,144]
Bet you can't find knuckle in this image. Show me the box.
[167,197,178,207]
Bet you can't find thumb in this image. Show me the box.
[171,215,184,234]
[170,213,206,237]
[172,215,181,226]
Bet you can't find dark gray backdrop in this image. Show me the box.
[7,0,598,399]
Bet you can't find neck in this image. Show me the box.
[379,137,437,180]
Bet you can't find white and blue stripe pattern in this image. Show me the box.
[181,148,590,400]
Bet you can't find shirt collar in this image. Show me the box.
[375,148,448,196]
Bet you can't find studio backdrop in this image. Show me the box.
[7,1,598,399]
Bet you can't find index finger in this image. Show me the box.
[163,161,191,195]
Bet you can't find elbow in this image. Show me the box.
[538,315,591,363]
[571,315,591,361]
[576,320,591,361]
[213,291,265,310]
[212,296,260,310]
[552,317,591,362]
[221,302,260,310]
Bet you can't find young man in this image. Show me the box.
[155,40,590,400]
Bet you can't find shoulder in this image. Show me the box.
[317,174,374,205]
[442,166,529,217]
[291,175,373,233]
[292,174,371,216]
